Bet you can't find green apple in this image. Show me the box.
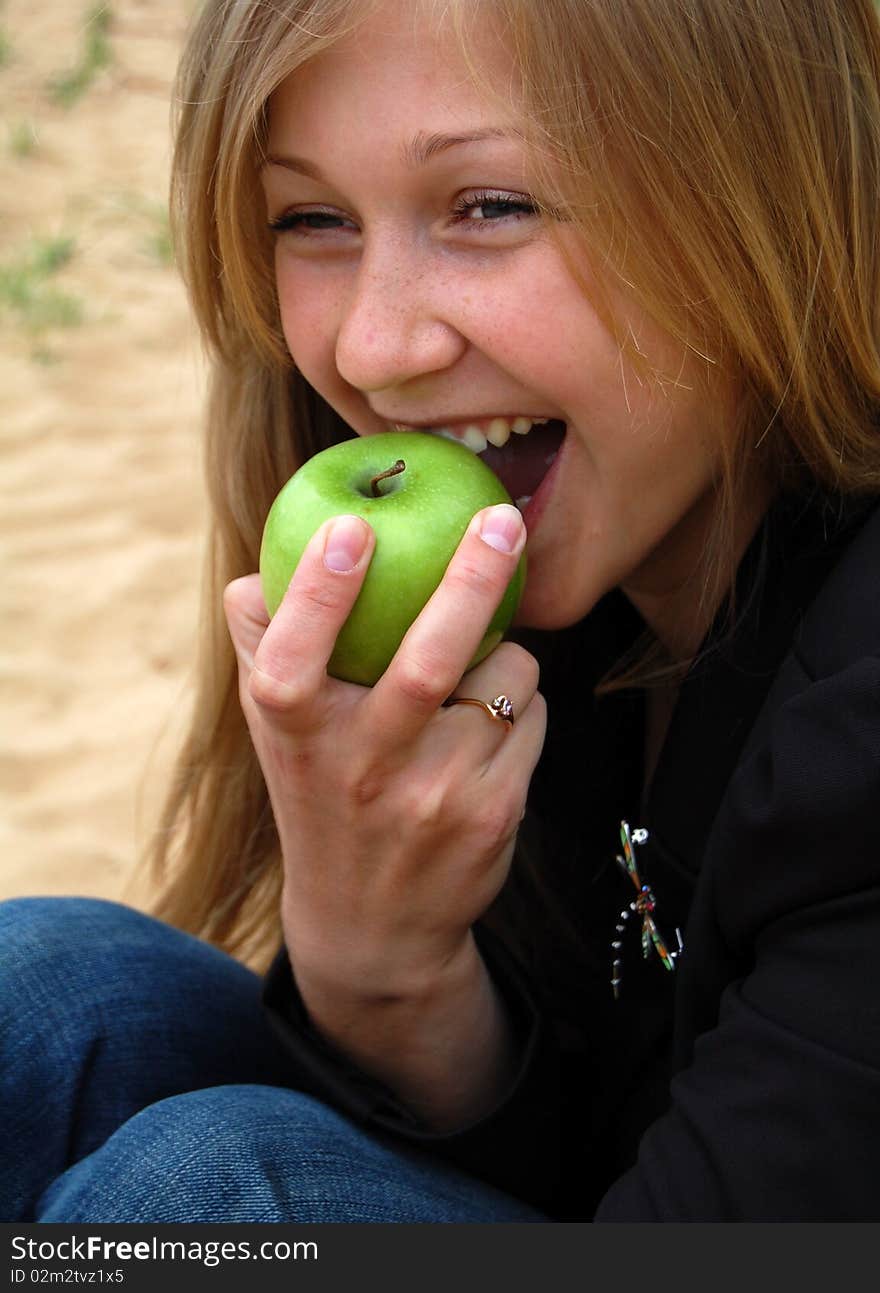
[259,431,526,687]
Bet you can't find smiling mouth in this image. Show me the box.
[392,415,566,509]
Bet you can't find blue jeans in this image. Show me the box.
[0,898,545,1223]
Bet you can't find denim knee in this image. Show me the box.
[0,896,201,1010]
[0,898,292,1220]
[0,895,273,1058]
[37,1084,546,1224]
[0,895,271,1036]
[0,894,144,958]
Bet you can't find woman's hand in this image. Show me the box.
[223,502,546,1125]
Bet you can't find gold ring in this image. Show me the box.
[444,694,515,728]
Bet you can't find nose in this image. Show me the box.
[334,240,466,394]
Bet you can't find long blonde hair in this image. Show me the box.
[149,0,880,968]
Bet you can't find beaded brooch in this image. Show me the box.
[610,821,684,1000]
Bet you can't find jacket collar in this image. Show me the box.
[642,490,876,877]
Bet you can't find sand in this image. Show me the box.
[1,0,207,908]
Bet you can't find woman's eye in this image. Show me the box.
[267,192,542,240]
[268,209,355,235]
[451,191,540,226]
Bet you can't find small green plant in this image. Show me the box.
[113,191,176,267]
[9,119,38,158]
[0,233,84,336]
[145,203,174,267]
[0,28,12,70]
[47,4,112,109]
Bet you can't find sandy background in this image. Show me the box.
[1,0,207,909]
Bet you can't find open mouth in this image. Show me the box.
[476,418,565,511]
[394,416,566,510]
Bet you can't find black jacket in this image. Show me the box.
[263,490,880,1221]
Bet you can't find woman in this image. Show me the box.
[3,0,879,1222]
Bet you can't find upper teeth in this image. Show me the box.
[397,415,550,454]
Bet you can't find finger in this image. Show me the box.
[468,690,547,865]
[440,689,547,884]
[441,641,540,753]
[485,688,547,791]
[362,504,526,752]
[446,641,540,714]
[248,514,375,722]
[224,574,270,673]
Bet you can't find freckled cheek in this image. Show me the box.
[474,308,554,379]
[275,267,343,384]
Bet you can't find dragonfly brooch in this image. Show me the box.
[610,820,684,1000]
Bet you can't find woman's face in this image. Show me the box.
[261,0,746,646]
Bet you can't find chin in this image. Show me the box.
[512,587,594,634]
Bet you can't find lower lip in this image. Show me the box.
[516,430,566,534]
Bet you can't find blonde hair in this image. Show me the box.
[149,0,880,967]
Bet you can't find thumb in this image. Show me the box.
[223,574,270,672]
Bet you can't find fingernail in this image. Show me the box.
[323,515,369,572]
[477,504,525,555]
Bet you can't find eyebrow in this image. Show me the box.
[263,128,515,179]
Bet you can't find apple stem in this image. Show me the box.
[370,459,406,497]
